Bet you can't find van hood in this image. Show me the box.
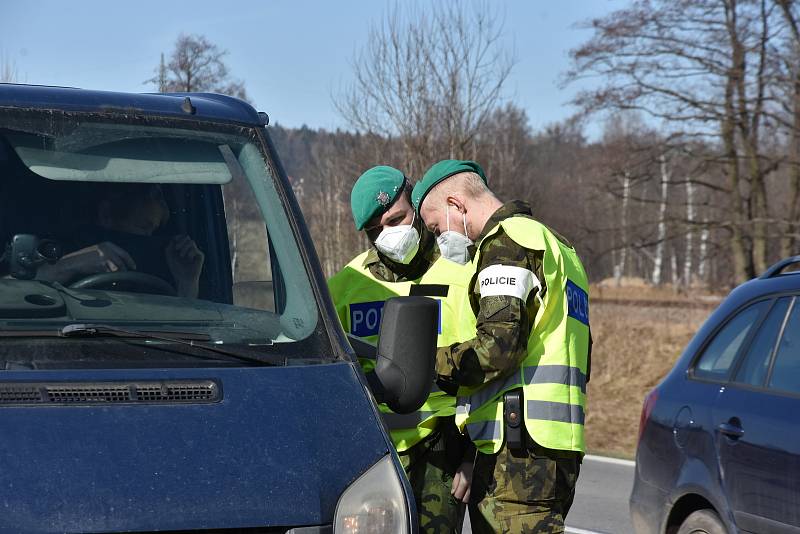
[0,361,389,533]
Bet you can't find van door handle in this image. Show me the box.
[718,421,744,439]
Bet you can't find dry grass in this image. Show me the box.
[585,287,715,458]
[592,281,722,304]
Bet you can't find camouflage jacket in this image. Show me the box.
[436,200,547,389]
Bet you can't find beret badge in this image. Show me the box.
[376,190,391,206]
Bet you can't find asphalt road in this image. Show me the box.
[566,455,636,534]
[462,455,636,534]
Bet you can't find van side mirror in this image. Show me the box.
[370,296,437,414]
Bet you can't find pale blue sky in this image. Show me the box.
[0,1,626,134]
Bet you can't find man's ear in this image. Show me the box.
[446,195,466,214]
[412,210,424,232]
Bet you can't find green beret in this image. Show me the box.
[350,166,407,230]
[411,160,487,213]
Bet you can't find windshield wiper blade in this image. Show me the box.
[59,323,285,366]
[59,324,212,341]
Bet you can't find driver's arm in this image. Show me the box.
[165,235,204,298]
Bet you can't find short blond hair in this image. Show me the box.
[425,171,491,208]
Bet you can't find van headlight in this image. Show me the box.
[334,454,409,534]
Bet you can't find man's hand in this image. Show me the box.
[451,461,473,503]
[165,235,204,298]
[36,242,136,284]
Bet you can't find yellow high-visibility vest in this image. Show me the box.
[454,216,590,454]
[327,250,477,451]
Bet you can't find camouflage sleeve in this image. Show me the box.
[435,230,545,388]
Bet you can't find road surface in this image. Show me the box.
[566,455,636,534]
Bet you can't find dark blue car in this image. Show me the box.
[0,83,437,533]
[630,257,800,534]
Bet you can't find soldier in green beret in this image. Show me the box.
[412,160,591,534]
[328,165,479,533]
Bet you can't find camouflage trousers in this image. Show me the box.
[467,442,581,533]
[398,416,469,533]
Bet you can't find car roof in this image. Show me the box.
[727,257,800,309]
[698,256,800,342]
[669,257,800,376]
[0,83,264,126]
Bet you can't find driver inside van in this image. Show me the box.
[36,184,205,298]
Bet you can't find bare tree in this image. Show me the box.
[684,177,696,285]
[774,0,800,257]
[699,220,711,281]
[615,171,632,285]
[335,1,514,177]
[566,0,785,284]
[1,51,19,83]
[653,154,671,285]
[476,103,530,200]
[146,34,249,101]
[155,53,168,93]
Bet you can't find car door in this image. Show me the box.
[713,295,800,533]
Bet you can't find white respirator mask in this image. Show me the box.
[436,204,473,265]
[374,214,421,264]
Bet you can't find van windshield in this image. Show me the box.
[0,110,330,368]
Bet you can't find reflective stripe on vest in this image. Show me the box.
[525,365,586,394]
[327,249,477,452]
[456,364,586,424]
[466,420,502,443]
[455,216,590,455]
[465,401,585,443]
[527,400,586,425]
[382,410,438,430]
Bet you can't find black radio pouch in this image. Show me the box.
[503,388,525,456]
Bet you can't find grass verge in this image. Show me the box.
[585,287,715,458]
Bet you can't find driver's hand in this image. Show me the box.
[165,235,204,298]
[451,461,473,504]
[36,242,136,284]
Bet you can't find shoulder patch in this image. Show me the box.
[478,264,540,301]
[479,295,511,319]
[565,280,589,326]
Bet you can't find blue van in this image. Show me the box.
[0,84,437,534]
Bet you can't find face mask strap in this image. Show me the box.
[445,202,467,239]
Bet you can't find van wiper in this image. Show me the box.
[59,323,285,366]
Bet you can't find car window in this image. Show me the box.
[0,110,330,369]
[769,298,800,394]
[222,174,275,313]
[693,301,768,381]
[735,297,791,387]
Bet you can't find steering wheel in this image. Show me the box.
[69,272,177,297]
